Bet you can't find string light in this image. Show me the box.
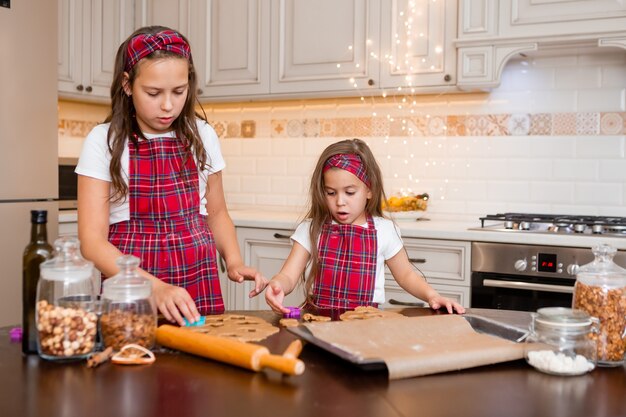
[338,0,450,201]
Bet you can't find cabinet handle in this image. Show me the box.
[219,255,226,273]
[367,79,375,86]
[273,233,291,240]
[408,258,426,264]
[85,86,92,93]
[197,88,203,95]
[388,298,426,307]
[444,74,452,82]
[76,84,84,91]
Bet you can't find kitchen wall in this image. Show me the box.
[59,49,626,220]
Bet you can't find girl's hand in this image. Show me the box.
[151,280,200,326]
[227,264,269,298]
[265,281,290,315]
[427,295,466,315]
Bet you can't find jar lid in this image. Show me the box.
[576,244,626,287]
[534,307,594,333]
[102,255,151,301]
[40,237,94,282]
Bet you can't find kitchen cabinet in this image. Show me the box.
[58,0,144,101]
[58,218,78,238]
[236,227,305,310]
[456,0,626,90]
[382,238,471,308]
[215,252,234,310]
[379,0,457,92]
[145,0,456,101]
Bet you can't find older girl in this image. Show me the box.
[77,26,266,325]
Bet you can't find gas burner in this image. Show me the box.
[476,213,626,237]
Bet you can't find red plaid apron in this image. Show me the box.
[313,216,378,309]
[108,136,224,315]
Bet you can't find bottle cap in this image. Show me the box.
[30,210,47,224]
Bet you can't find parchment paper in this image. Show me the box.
[303,315,526,379]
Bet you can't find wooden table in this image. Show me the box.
[1,308,625,417]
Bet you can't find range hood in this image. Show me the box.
[455,0,626,91]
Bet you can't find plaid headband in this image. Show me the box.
[125,30,191,72]
[323,154,371,188]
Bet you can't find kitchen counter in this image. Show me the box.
[229,209,626,250]
[1,308,625,417]
[59,208,626,250]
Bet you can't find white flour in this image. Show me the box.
[527,350,594,374]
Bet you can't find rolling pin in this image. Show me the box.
[156,325,305,376]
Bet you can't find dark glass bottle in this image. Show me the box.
[22,210,54,354]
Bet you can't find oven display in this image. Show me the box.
[537,253,557,273]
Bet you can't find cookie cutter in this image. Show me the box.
[284,307,301,319]
[183,316,206,327]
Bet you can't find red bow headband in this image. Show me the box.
[323,154,371,188]
[125,30,191,72]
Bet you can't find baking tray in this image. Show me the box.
[287,314,529,370]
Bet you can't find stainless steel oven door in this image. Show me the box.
[471,272,575,312]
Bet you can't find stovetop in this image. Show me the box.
[473,213,626,237]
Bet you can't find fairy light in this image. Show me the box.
[337,0,451,203]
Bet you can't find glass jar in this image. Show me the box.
[100,255,156,351]
[525,307,598,376]
[36,237,97,361]
[572,244,626,366]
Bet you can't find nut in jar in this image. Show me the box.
[572,244,626,366]
[572,281,626,364]
[101,255,156,351]
[100,308,156,351]
[36,300,97,359]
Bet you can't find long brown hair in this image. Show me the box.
[303,138,388,301]
[105,25,209,202]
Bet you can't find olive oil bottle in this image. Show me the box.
[22,210,53,354]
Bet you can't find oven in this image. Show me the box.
[469,213,626,312]
[58,157,78,210]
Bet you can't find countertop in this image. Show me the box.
[59,208,626,250]
[1,308,625,417]
[229,209,626,250]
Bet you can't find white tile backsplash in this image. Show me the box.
[59,50,626,218]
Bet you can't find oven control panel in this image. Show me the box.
[471,242,626,278]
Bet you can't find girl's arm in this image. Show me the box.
[265,242,310,314]
[386,249,465,314]
[77,175,200,326]
[204,171,267,297]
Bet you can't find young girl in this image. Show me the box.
[76,26,267,326]
[264,138,465,314]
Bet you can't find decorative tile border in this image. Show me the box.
[58,112,626,139]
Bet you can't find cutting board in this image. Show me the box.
[291,314,527,379]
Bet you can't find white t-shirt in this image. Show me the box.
[76,120,225,225]
[291,216,404,304]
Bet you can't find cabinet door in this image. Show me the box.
[379,0,456,90]
[192,0,270,98]
[236,228,305,310]
[142,0,192,37]
[86,0,136,97]
[58,0,84,94]
[270,0,381,94]
[58,0,138,100]
[500,0,626,38]
[382,238,471,308]
[382,281,470,308]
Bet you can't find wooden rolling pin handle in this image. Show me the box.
[282,339,303,359]
[260,354,305,376]
[156,325,305,376]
